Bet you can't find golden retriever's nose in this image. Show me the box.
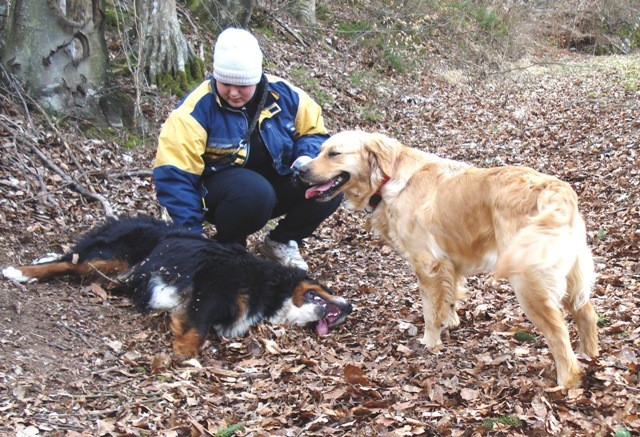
[296,163,310,178]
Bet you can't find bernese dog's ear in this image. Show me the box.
[303,275,335,295]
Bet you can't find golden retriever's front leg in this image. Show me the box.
[418,288,444,350]
[414,260,458,351]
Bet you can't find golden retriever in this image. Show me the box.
[299,130,599,388]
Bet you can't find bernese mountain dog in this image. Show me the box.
[2,216,352,359]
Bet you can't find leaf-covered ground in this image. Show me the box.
[1,21,639,437]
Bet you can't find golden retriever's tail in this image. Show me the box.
[495,183,594,308]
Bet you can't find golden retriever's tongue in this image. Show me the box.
[305,181,333,199]
[316,318,329,335]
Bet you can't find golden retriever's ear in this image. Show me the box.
[364,134,398,177]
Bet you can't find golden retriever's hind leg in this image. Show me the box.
[511,272,581,388]
[415,260,458,350]
[562,291,599,359]
[568,301,599,358]
[565,247,599,358]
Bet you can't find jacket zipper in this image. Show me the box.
[224,105,250,165]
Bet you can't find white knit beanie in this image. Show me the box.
[213,28,263,86]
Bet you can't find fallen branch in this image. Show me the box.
[270,15,308,48]
[0,74,115,217]
[108,169,153,179]
[24,140,116,217]
[22,93,91,183]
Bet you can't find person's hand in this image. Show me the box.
[291,155,312,172]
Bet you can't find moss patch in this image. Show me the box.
[156,57,206,95]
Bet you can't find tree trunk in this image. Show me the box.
[191,0,255,29]
[136,0,197,88]
[0,0,112,122]
[289,0,317,26]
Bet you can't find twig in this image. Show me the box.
[51,392,122,399]
[52,342,71,351]
[341,29,376,74]
[107,169,153,179]
[270,15,308,48]
[0,62,34,129]
[16,181,74,206]
[87,408,123,416]
[18,136,115,217]
[177,5,199,37]
[1,64,89,179]
[31,166,58,208]
[91,365,123,375]
[0,92,114,216]
[87,262,123,284]
[21,94,91,183]
[0,101,38,201]
[28,420,86,432]
[58,322,95,348]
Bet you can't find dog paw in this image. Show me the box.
[444,311,460,329]
[34,253,61,264]
[2,266,31,283]
[419,336,443,353]
[556,372,582,390]
[422,343,444,354]
[178,358,203,368]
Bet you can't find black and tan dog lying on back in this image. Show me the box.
[2,216,352,359]
[298,130,598,389]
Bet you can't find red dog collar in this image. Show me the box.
[366,176,390,213]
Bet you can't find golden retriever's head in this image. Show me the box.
[299,131,400,210]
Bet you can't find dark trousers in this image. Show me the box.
[202,168,342,246]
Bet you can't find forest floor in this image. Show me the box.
[0,13,639,437]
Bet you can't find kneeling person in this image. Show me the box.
[153,28,342,270]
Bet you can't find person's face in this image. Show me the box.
[216,81,257,108]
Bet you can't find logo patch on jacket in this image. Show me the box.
[203,140,247,170]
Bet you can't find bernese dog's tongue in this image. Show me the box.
[316,318,329,335]
[305,181,333,199]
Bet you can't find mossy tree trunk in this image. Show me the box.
[136,0,202,92]
[0,0,114,123]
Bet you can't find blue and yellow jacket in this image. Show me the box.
[153,74,329,233]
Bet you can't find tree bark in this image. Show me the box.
[136,0,195,85]
[289,0,317,26]
[0,0,111,122]
[191,0,255,29]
